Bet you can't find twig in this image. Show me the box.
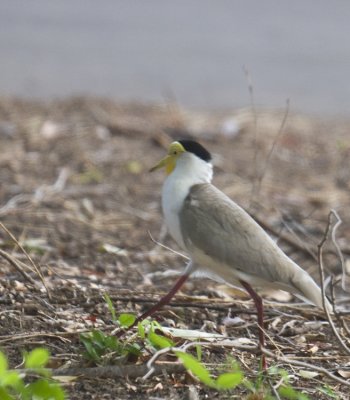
[121,205,153,221]
[0,222,50,298]
[279,212,318,261]
[143,347,175,380]
[261,347,350,387]
[107,293,282,316]
[244,64,290,207]
[148,230,189,260]
[317,211,350,355]
[341,318,350,336]
[331,275,350,336]
[0,325,118,344]
[269,380,282,400]
[51,340,350,386]
[254,99,290,201]
[0,249,36,285]
[51,362,185,379]
[243,66,259,209]
[143,340,258,380]
[253,211,350,263]
[0,332,71,345]
[0,193,34,216]
[329,209,350,293]
[252,213,317,262]
[0,168,69,216]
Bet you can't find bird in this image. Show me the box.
[129,139,331,367]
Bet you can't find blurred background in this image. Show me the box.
[1,0,350,115]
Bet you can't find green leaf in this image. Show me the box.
[195,344,202,362]
[105,335,119,351]
[298,394,310,400]
[148,331,174,349]
[150,320,162,329]
[1,371,22,388]
[118,313,136,328]
[104,293,117,322]
[278,385,309,400]
[91,330,105,345]
[317,385,339,399]
[0,387,13,400]
[80,335,101,362]
[216,372,243,390]
[137,322,145,339]
[175,351,215,387]
[242,377,255,392]
[27,379,66,400]
[277,368,290,382]
[24,348,49,369]
[124,343,141,357]
[80,330,128,364]
[0,352,8,375]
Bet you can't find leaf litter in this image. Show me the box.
[0,97,350,398]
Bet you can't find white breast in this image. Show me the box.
[161,152,213,250]
[162,175,188,249]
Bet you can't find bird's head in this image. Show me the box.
[150,140,212,175]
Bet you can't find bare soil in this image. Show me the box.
[0,97,350,399]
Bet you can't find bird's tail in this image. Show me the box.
[292,267,333,314]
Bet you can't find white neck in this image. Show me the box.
[173,152,213,185]
[161,153,213,249]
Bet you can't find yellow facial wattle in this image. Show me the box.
[150,141,185,175]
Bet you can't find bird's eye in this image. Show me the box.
[173,150,177,155]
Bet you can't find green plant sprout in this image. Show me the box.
[80,330,141,365]
[103,292,118,323]
[0,348,65,400]
[79,309,327,398]
[79,314,172,365]
[175,351,243,391]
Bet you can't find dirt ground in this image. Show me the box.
[0,97,350,399]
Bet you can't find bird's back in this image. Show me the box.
[179,183,330,310]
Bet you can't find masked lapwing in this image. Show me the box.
[130,140,331,367]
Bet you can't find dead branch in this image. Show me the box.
[331,274,350,336]
[47,338,350,386]
[143,340,258,380]
[254,99,290,201]
[330,209,350,293]
[261,347,350,387]
[269,380,282,400]
[318,210,350,355]
[108,293,285,317]
[0,327,117,345]
[252,213,317,262]
[0,249,36,285]
[148,230,189,259]
[142,339,350,389]
[244,65,290,208]
[243,66,259,209]
[0,222,50,298]
[0,168,69,216]
[51,362,185,379]
[253,211,350,266]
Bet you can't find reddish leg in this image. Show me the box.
[116,263,193,337]
[240,280,267,370]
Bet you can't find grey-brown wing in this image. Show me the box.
[179,183,293,283]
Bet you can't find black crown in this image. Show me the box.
[178,140,212,162]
